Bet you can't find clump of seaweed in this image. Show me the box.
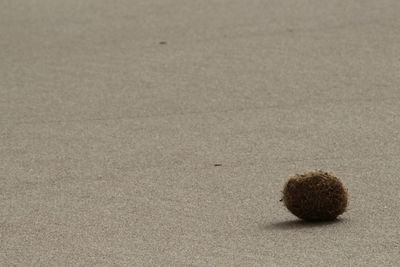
[283,170,348,221]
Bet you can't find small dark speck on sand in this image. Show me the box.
[214,164,222,167]
[159,41,167,45]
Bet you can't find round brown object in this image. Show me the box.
[282,170,348,221]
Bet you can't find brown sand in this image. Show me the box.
[1,0,400,266]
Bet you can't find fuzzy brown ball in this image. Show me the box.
[283,171,348,221]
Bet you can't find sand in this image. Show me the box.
[1,0,400,266]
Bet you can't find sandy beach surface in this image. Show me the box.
[1,0,400,266]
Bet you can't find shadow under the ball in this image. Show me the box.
[261,218,347,230]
